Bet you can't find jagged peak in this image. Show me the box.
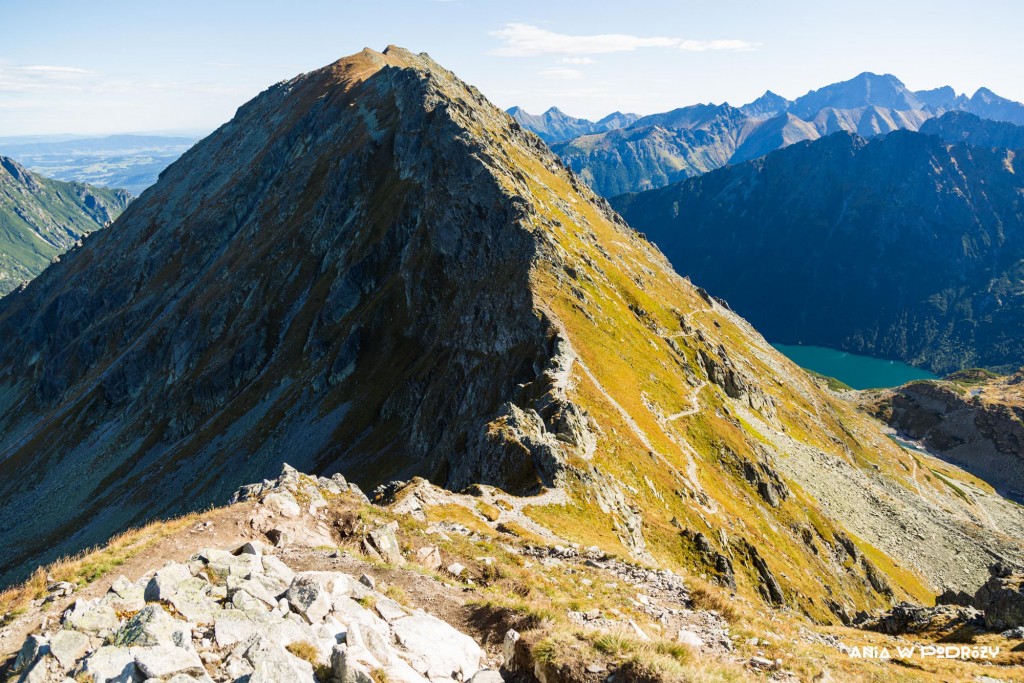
[0,155,31,182]
[972,86,1000,102]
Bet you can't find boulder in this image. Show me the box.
[390,613,483,680]
[62,599,119,637]
[131,645,206,679]
[331,644,375,683]
[264,492,301,518]
[676,629,703,648]
[227,574,281,607]
[145,563,194,602]
[48,629,91,670]
[81,646,142,683]
[16,654,65,683]
[286,574,333,624]
[105,575,146,612]
[856,602,983,634]
[936,588,974,607]
[366,523,403,564]
[166,577,219,624]
[11,634,48,675]
[469,672,505,683]
[974,563,1024,629]
[242,633,315,683]
[414,545,442,571]
[113,604,193,649]
[214,610,264,648]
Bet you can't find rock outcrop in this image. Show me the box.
[870,372,1024,500]
[973,563,1024,630]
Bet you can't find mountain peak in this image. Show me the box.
[789,71,920,116]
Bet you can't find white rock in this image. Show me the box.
[391,613,483,680]
[62,599,119,637]
[237,540,267,556]
[82,646,142,683]
[17,654,65,683]
[676,629,703,648]
[131,645,206,679]
[243,633,315,683]
[144,563,193,602]
[261,554,296,583]
[214,610,261,648]
[503,629,520,666]
[166,578,218,624]
[414,546,442,571]
[11,634,48,675]
[374,596,408,622]
[49,629,90,670]
[264,492,301,518]
[286,574,333,624]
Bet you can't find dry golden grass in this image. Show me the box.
[0,512,204,625]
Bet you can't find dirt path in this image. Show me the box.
[0,503,257,663]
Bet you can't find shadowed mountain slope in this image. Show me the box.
[612,130,1024,374]
[0,49,1021,626]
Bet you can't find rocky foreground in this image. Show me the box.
[5,464,1024,682]
[5,469,497,683]
[9,541,491,683]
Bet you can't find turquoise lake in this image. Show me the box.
[770,344,939,390]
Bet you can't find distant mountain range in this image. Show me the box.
[512,73,1024,196]
[0,156,130,296]
[612,122,1024,374]
[0,134,198,196]
[920,110,1024,149]
[507,106,639,143]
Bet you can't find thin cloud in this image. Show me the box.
[490,23,757,57]
[21,65,94,75]
[561,57,596,65]
[0,62,97,93]
[679,39,758,52]
[538,68,584,80]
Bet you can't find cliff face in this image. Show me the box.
[871,372,1024,501]
[613,130,1024,374]
[0,157,130,295]
[0,47,1022,623]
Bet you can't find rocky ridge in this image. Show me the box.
[3,467,495,683]
[506,107,639,144]
[0,156,130,295]
[0,46,1022,632]
[549,73,1024,196]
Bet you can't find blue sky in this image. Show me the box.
[1,0,1021,135]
